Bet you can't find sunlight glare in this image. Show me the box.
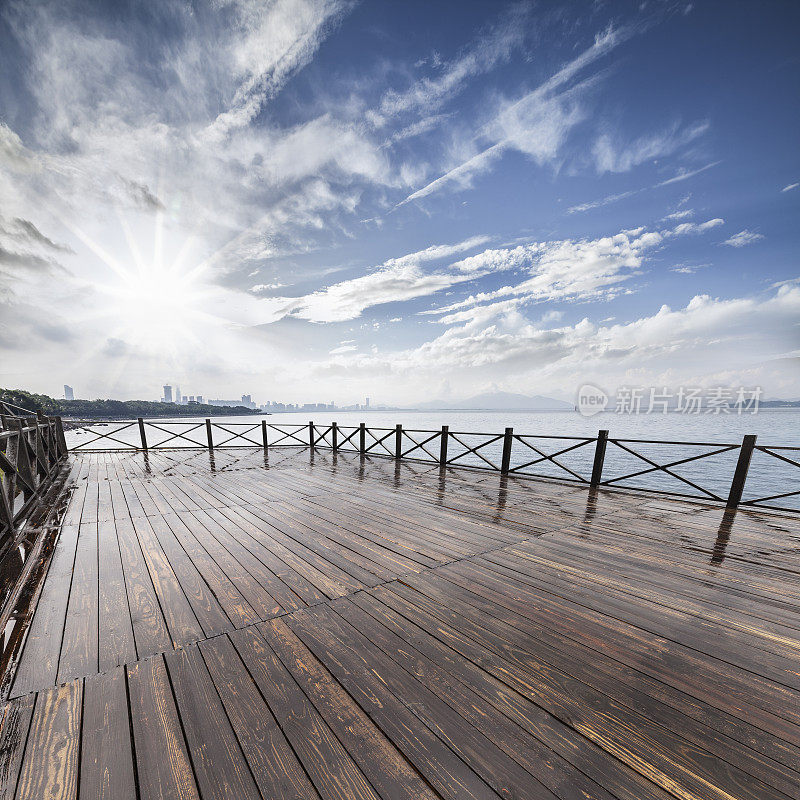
[108,266,204,350]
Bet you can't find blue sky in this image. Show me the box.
[0,0,797,403]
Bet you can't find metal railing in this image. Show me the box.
[64,418,800,513]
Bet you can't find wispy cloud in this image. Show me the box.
[723,229,764,247]
[592,120,709,174]
[376,4,530,122]
[781,182,798,192]
[201,0,351,143]
[398,25,635,205]
[323,284,800,397]
[568,189,641,214]
[569,162,721,215]
[261,235,496,322]
[670,218,724,235]
[655,160,721,187]
[423,218,725,321]
[662,209,693,221]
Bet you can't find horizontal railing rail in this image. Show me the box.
[65,419,799,513]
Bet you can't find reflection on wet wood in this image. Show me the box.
[0,447,798,800]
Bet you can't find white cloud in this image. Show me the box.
[399,25,633,205]
[567,162,720,216]
[420,219,726,323]
[567,189,641,215]
[425,230,657,318]
[377,5,528,120]
[0,124,42,173]
[316,284,800,398]
[655,160,720,186]
[200,0,350,142]
[781,182,798,192]
[383,236,491,268]
[669,218,724,235]
[671,262,709,274]
[262,236,497,322]
[592,121,709,174]
[723,230,764,247]
[662,209,693,221]
[329,343,357,354]
[250,283,285,293]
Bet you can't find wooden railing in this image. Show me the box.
[65,418,800,513]
[0,409,69,552]
[0,405,70,690]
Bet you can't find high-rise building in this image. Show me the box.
[242,394,251,404]
[365,396,370,408]
[175,386,182,404]
[197,395,203,404]
[163,385,173,403]
[64,384,74,401]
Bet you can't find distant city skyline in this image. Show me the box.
[0,2,797,401]
[158,382,376,411]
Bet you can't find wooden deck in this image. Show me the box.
[1,447,799,800]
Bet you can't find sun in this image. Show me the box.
[65,208,258,378]
[67,210,218,355]
[107,266,204,350]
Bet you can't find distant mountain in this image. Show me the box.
[415,391,572,411]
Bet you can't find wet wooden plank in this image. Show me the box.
[176,510,283,619]
[130,517,204,646]
[79,668,135,800]
[127,655,199,800]
[164,645,261,800]
[96,520,136,672]
[15,680,81,800]
[261,617,443,800]
[284,611,500,800]
[293,602,558,800]
[115,517,171,659]
[209,507,327,606]
[0,694,35,800]
[58,523,99,684]
[145,515,231,638]
[183,509,296,614]
[229,626,383,800]
[158,514,258,629]
[199,634,321,800]
[11,525,80,697]
[3,450,800,800]
[354,588,674,800]
[383,578,791,800]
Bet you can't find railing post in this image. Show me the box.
[261,420,268,450]
[309,420,314,449]
[11,418,34,500]
[501,427,513,474]
[55,416,68,457]
[359,422,366,455]
[205,418,214,451]
[439,425,449,467]
[332,422,338,451]
[138,418,148,451]
[395,424,402,459]
[727,435,757,508]
[590,430,609,487]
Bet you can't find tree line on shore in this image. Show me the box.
[0,388,258,419]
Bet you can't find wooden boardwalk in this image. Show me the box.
[1,447,799,800]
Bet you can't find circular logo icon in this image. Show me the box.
[576,384,608,417]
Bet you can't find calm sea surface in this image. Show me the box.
[67,409,800,510]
